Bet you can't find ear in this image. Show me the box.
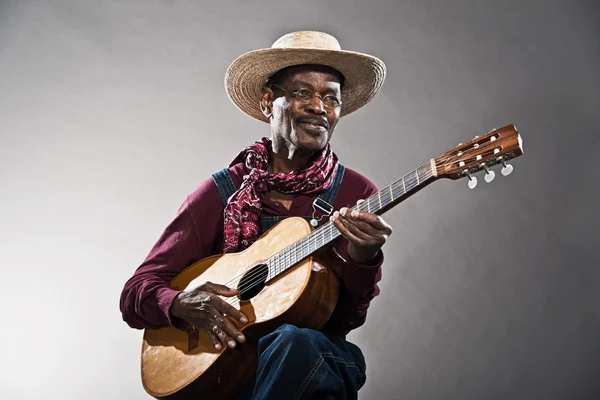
[260,87,274,119]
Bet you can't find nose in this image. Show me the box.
[305,95,326,115]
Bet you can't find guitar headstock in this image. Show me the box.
[434,124,523,188]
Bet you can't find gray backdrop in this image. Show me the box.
[1,0,598,399]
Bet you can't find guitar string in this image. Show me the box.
[220,146,490,301]
[217,147,487,308]
[216,161,432,294]
[218,144,493,308]
[221,164,437,308]
[210,143,503,309]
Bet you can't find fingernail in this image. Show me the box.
[228,341,236,348]
[241,316,248,324]
[333,211,340,218]
[238,335,245,343]
[351,210,359,218]
[340,208,347,216]
[215,344,221,350]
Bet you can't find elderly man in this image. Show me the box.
[120,31,392,399]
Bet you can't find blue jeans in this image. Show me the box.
[233,324,367,400]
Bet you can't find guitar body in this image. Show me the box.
[141,217,340,400]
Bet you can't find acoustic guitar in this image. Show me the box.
[141,124,524,399]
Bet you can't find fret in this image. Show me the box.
[392,181,400,199]
[293,241,297,264]
[267,263,273,281]
[407,170,417,191]
[301,237,306,259]
[267,162,435,283]
[270,254,276,278]
[285,246,290,269]
[304,236,308,255]
[278,252,284,274]
[270,256,276,279]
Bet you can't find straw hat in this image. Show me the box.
[224,31,386,123]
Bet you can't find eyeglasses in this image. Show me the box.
[270,84,342,110]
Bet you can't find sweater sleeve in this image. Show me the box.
[119,177,224,330]
[321,177,385,337]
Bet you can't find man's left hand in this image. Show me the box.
[330,200,393,264]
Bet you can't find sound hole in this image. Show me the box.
[238,263,269,301]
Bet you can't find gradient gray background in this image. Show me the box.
[1,0,598,399]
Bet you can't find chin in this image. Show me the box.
[293,128,329,151]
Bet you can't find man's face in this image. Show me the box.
[263,65,343,153]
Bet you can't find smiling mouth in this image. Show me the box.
[298,120,328,131]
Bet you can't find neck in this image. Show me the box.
[268,135,315,173]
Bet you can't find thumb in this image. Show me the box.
[201,281,239,297]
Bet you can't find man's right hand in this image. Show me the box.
[170,282,248,350]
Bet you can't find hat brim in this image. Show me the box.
[224,48,386,123]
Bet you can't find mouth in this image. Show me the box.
[297,118,329,133]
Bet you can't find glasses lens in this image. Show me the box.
[323,99,340,109]
[294,89,313,102]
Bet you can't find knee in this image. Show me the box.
[259,324,324,353]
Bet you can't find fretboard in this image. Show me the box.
[265,161,436,281]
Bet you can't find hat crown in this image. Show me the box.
[271,31,342,51]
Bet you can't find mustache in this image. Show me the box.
[296,117,330,129]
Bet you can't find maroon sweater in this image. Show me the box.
[119,162,384,337]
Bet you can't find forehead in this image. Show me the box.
[274,65,343,88]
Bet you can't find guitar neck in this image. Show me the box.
[266,160,438,281]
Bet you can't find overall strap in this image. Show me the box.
[211,168,237,206]
[259,163,345,234]
[211,164,346,235]
[211,164,345,208]
[316,163,345,206]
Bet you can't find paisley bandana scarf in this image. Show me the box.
[222,137,338,253]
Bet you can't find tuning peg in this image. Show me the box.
[467,173,477,189]
[501,161,513,176]
[483,166,495,183]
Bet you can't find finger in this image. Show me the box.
[202,281,239,297]
[341,207,392,234]
[210,323,237,349]
[213,296,249,325]
[214,312,246,344]
[331,213,367,246]
[334,210,378,240]
[338,213,383,243]
[206,330,223,350]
